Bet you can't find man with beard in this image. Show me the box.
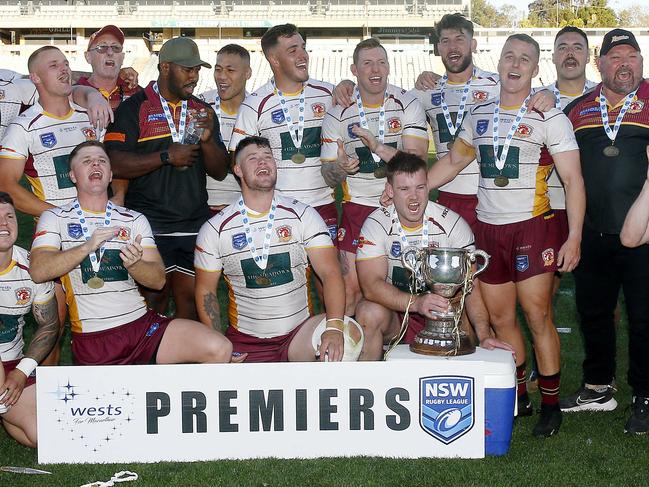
[195,136,362,363]
[427,35,586,437]
[104,37,229,321]
[561,29,649,435]
[199,44,251,212]
[320,37,428,316]
[229,24,339,244]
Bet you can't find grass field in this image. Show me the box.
[2,195,648,487]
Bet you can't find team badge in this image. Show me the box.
[271,109,285,124]
[15,287,32,305]
[116,227,131,241]
[82,127,97,141]
[387,117,402,133]
[347,122,360,139]
[327,224,337,241]
[356,236,375,249]
[431,93,442,106]
[476,120,489,135]
[0,90,5,100]
[40,132,57,148]
[276,225,292,242]
[67,223,83,239]
[542,248,555,267]
[311,103,326,118]
[628,100,645,113]
[337,228,346,242]
[515,124,533,137]
[232,232,248,250]
[515,255,529,272]
[390,241,402,257]
[419,376,475,444]
[472,90,489,101]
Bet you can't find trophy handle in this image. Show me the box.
[470,249,490,278]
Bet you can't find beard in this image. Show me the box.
[442,53,473,74]
[602,67,641,96]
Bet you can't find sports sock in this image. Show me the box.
[538,372,561,406]
[516,362,527,397]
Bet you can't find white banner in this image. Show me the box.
[37,347,515,463]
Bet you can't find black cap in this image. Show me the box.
[600,29,641,56]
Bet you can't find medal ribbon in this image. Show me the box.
[355,87,387,163]
[599,86,638,144]
[492,93,532,171]
[153,82,188,143]
[73,199,114,274]
[392,206,429,252]
[238,195,277,271]
[439,68,475,136]
[272,79,305,152]
[552,82,591,109]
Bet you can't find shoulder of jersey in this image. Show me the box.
[474,68,499,82]
[306,78,335,93]
[427,200,459,222]
[388,84,416,101]
[12,245,30,266]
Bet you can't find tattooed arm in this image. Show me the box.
[194,268,223,331]
[321,161,348,187]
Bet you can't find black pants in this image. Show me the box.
[574,224,649,397]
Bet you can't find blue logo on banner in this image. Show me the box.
[232,232,248,250]
[40,132,57,148]
[327,224,337,241]
[390,241,402,257]
[271,109,285,124]
[476,120,489,135]
[67,223,83,239]
[347,122,360,139]
[431,93,442,106]
[420,376,474,444]
[515,255,529,272]
[147,113,167,122]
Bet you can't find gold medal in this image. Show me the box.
[255,275,271,286]
[494,175,509,187]
[603,145,620,157]
[87,276,105,289]
[291,152,306,164]
[374,165,387,179]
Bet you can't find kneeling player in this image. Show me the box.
[195,136,363,362]
[0,192,59,447]
[355,152,512,360]
[28,141,234,366]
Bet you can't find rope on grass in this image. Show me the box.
[80,470,138,487]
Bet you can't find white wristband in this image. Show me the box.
[324,326,344,333]
[16,357,38,378]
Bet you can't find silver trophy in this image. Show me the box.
[402,247,490,356]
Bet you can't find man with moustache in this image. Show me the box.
[427,34,586,437]
[199,44,251,212]
[105,37,229,321]
[195,136,362,363]
[561,29,649,435]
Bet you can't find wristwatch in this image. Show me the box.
[160,150,170,166]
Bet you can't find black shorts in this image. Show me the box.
[155,234,197,276]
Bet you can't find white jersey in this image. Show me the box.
[0,73,37,141]
[199,89,242,207]
[229,79,335,207]
[31,202,156,333]
[0,102,102,207]
[542,79,597,210]
[321,84,428,207]
[356,202,475,292]
[458,99,579,225]
[0,246,55,362]
[412,68,500,196]
[195,193,334,338]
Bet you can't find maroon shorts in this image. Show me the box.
[475,212,562,285]
[2,359,36,387]
[226,325,303,362]
[436,191,479,230]
[338,202,376,253]
[553,208,569,242]
[314,202,339,248]
[71,309,171,365]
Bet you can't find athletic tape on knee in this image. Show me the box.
[312,316,364,361]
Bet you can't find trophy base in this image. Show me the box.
[409,331,476,356]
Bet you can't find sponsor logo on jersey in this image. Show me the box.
[472,90,489,101]
[542,248,555,266]
[15,287,32,305]
[40,132,57,148]
[347,122,360,139]
[67,223,83,239]
[337,227,346,242]
[271,109,285,124]
[419,376,474,444]
[628,100,645,113]
[476,119,489,135]
[311,103,326,118]
[327,224,337,241]
[276,225,292,242]
[356,235,375,249]
[232,232,248,250]
[431,93,442,106]
[578,106,600,117]
[82,127,97,141]
[390,241,402,257]
[117,227,131,241]
[515,254,529,272]
[146,322,160,337]
[387,117,402,133]
[147,113,167,122]
[515,124,533,137]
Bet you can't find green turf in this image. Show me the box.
[2,180,649,486]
